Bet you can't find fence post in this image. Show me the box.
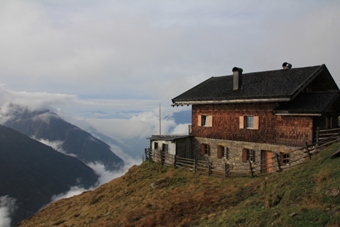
[173,155,177,168]
[316,127,319,147]
[144,149,148,161]
[276,153,282,172]
[248,160,254,178]
[305,142,311,159]
[193,158,197,173]
[225,163,230,178]
[161,151,165,165]
[208,162,212,177]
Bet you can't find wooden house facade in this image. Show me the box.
[171,63,340,172]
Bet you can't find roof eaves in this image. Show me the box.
[171,76,216,103]
[273,112,322,116]
[290,64,324,100]
[318,91,340,113]
[172,97,291,106]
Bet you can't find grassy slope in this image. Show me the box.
[18,143,340,227]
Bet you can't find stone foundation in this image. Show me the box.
[193,137,305,173]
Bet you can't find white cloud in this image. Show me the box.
[51,154,142,202]
[169,123,190,135]
[0,196,16,227]
[36,138,80,158]
[0,1,338,101]
[50,186,87,202]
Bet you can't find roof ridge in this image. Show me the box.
[212,64,323,78]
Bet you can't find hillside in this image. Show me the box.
[18,143,340,227]
[2,106,124,171]
[0,124,99,226]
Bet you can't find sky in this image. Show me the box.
[0,2,339,225]
[0,0,340,145]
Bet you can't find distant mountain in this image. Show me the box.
[0,124,99,226]
[3,106,124,171]
[87,127,136,157]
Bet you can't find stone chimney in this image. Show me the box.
[232,67,243,90]
[282,62,292,69]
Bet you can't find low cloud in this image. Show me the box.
[0,196,17,227]
[51,186,88,202]
[51,156,142,202]
[169,123,190,135]
[37,138,78,158]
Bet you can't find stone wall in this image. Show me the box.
[192,103,314,147]
[193,137,305,172]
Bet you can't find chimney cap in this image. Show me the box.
[282,62,292,69]
[232,67,243,72]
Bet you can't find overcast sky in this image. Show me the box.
[0,0,339,141]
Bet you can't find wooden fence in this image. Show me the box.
[315,127,340,148]
[145,127,340,178]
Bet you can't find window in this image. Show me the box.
[242,148,255,162]
[280,153,290,165]
[326,117,333,129]
[217,146,228,159]
[245,116,254,128]
[162,143,168,152]
[154,142,158,150]
[239,116,259,129]
[198,114,212,127]
[200,143,210,156]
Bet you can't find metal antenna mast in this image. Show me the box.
[159,103,161,135]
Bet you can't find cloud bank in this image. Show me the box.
[0,196,16,227]
[0,1,338,104]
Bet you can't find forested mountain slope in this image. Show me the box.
[0,124,99,226]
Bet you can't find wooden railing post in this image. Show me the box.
[248,160,255,178]
[144,148,147,161]
[161,151,165,165]
[193,158,197,173]
[225,163,230,178]
[173,155,177,168]
[208,162,212,176]
[305,142,311,159]
[276,153,282,172]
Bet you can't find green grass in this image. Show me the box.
[19,143,340,227]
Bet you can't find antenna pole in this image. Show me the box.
[159,103,161,135]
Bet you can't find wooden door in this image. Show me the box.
[261,150,273,173]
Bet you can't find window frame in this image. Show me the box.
[198,114,213,127]
[200,143,210,156]
[239,116,259,130]
[242,148,256,162]
[162,143,168,152]
[245,116,254,129]
[218,145,228,159]
[280,152,290,165]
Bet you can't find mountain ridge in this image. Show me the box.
[0,124,99,226]
[2,105,124,171]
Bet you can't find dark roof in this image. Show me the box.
[273,91,340,115]
[172,64,338,105]
[149,135,190,141]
